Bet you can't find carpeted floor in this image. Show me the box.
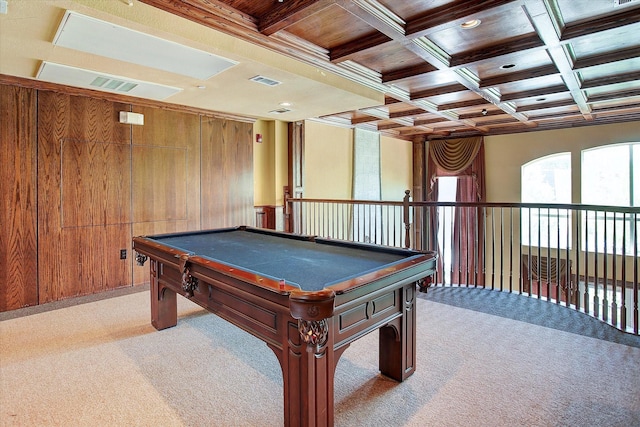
[420,286,640,348]
[1,285,639,426]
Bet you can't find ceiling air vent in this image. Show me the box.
[90,76,137,92]
[250,75,282,86]
[614,0,639,6]
[269,108,291,114]
[36,62,181,100]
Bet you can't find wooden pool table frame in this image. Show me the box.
[133,227,436,427]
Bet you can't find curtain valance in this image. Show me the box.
[429,136,482,174]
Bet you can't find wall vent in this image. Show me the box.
[250,75,282,86]
[614,0,639,6]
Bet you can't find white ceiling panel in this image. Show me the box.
[53,10,238,80]
[37,61,182,100]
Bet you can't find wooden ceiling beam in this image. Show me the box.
[438,98,488,111]
[450,34,545,67]
[523,0,591,117]
[411,84,468,100]
[573,46,640,71]
[382,63,438,83]
[478,64,559,88]
[500,84,569,102]
[414,117,448,126]
[581,71,640,90]
[330,33,393,62]
[405,0,517,38]
[377,122,410,130]
[587,88,640,104]
[258,0,336,35]
[459,110,505,120]
[516,99,575,112]
[351,115,380,124]
[389,108,430,119]
[560,7,640,41]
[139,0,258,31]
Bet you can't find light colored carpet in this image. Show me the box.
[1,289,639,426]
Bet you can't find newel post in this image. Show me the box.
[403,190,411,249]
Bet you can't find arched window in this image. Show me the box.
[521,152,571,248]
[581,142,639,255]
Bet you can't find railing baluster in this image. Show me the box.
[634,211,639,334]
[612,211,619,327]
[491,207,496,290]
[574,207,581,311]
[555,207,560,305]
[499,207,504,291]
[546,207,552,303]
[593,211,599,318]
[620,212,627,331]
[284,195,639,335]
[508,207,514,293]
[603,211,609,322]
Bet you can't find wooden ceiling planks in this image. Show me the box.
[140,0,640,140]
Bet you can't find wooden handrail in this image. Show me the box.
[282,190,640,335]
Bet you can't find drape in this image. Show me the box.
[428,137,485,286]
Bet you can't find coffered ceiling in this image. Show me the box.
[3,0,640,140]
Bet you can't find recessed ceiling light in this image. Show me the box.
[500,64,516,69]
[197,85,206,89]
[279,102,292,107]
[461,19,481,29]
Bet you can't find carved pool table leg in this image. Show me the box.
[379,283,417,381]
[150,260,177,330]
[269,317,348,427]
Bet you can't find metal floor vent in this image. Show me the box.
[250,75,282,86]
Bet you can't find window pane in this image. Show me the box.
[581,143,638,256]
[582,144,629,206]
[521,153,571,249]
[522,153,571,203]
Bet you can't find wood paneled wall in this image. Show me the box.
[0,85,38,311]
[37,92,132,303]
[0,83,254,311]
[201,116,254,229]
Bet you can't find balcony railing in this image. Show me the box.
[284,191,640,336]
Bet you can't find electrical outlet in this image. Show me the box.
[120,249,127,260]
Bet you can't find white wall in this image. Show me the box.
[484,121,640,203]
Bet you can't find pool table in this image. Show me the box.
[133,226,437,427]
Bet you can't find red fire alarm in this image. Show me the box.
[256,133,263,143]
